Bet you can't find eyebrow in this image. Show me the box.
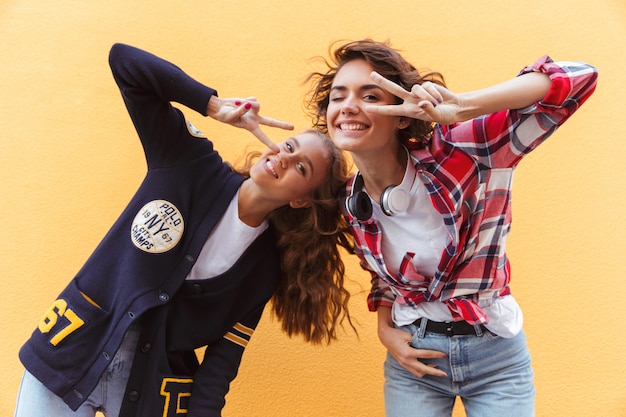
[330,84,384,93]
[291,137,314,177]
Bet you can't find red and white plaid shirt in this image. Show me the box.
[341,56,598,325]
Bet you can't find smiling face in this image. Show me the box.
[326,59,402,156]
[249,131,331,208]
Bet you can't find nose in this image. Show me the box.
[340,95,360,115]
[276,154,287,169]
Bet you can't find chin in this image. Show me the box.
[331,135,362,152]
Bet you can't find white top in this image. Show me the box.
[186,189,268,280]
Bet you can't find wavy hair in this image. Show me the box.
[234,130,355,344]
[305,39,446,148]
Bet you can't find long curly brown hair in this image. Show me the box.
[234,130,355,344]
[305,39,447,148]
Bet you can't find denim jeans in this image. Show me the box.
[15,324,140,417]
[384,321,535,417]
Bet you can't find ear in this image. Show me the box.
[289,198,313,209]
[398,117,409,129]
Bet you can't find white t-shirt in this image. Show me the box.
[374,159,523,338]
[186,190,268,280]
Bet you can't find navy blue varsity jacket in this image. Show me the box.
[19,43,282,416]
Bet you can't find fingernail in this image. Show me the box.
[244,102,252,109]
[235,100,241,105]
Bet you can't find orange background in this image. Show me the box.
[2,1,624,416]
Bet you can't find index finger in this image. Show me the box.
[413,348,448,359]
[370,71,410,100]
[364,103,409,117]
[258,115,294,131]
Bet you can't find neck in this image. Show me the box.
[237,180,279,227]
[353,145,407,202]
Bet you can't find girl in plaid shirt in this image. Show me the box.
[307,39,597,417]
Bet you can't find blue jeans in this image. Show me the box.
[384,321,535,417]
[15,324,140,417]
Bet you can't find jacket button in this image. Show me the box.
[141,342,152,353]
[159,292,169,302]
[128,390,140,402]
[192,284,202,294]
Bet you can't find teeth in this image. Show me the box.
[266,160,278,178]
[340,123,367,131]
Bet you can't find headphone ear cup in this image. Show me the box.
[380,185,410,216]
[347,191,373,221]
[380,185,396,216]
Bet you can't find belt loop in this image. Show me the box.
[417,318,428,338]
[473,323,484,337]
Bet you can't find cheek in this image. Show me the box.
[249,162,262,178]
[288,175,313,197]
[325,111,339,135]
[325,104,338,123]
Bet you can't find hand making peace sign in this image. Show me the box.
[208,95,294,152]
[365,71,464,126]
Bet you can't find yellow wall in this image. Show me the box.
[2,1,624,416]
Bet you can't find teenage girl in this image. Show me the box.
[16,43,353,417]
[307,39,597,416]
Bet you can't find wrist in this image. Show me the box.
[453,93,482,122]
[206,94,221,118]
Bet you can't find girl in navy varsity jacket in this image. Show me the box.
[306,40,597,416]
[16,44,353,417]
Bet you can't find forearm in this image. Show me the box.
[377,306,394,336]
[455,71,552,122]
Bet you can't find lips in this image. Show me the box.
[264,159,278,178]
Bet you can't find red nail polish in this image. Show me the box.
[235,100,241,105]
[244,103,252,109]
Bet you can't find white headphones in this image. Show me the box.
[346,147,417,221]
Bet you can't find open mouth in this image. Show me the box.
[338,122,368,131]
[265,159,278,178]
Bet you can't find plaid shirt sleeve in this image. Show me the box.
[364,258,396,310]
[445,56,598,169]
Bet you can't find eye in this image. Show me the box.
[285,142,294,152]
[329,94,344,102]
[364,94,379,101]
[296,162,306,175]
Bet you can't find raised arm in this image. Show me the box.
[109,43,293,162]
[366,57,597,127]
[431,71,551,123]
